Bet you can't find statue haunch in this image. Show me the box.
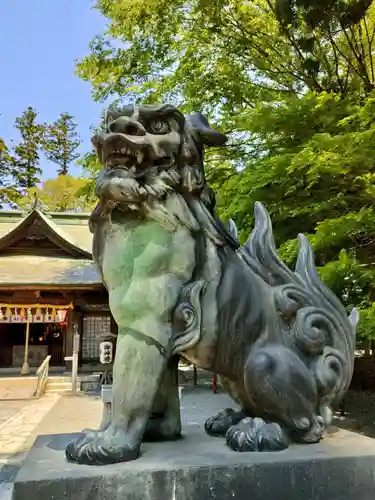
[65,104,357,465]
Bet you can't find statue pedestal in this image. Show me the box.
[11,427,375,500]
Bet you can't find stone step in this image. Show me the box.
[45,375,101,394]
[46,376,72,384]
[45,382,72,393]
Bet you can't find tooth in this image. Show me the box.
[121,148,126,154]
[136,151,144,164]
[131,166,137,173]
[145,185,157,196]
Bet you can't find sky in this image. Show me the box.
[0,0,108,179]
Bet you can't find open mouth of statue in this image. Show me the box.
[105,147,175,176]
[107,148,145,167]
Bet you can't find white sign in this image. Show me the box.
[99,341,113,364]
[11,314,24,323]
[33,313,44,323]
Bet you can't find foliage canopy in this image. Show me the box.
[14,175,97,213]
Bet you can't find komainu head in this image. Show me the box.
[92,104,227,211]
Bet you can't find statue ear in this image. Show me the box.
[187,112,228,146]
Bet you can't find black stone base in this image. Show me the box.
[11,427,375,500]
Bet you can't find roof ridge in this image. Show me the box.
[36,209,92,256]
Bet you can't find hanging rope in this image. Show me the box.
[0,303,73,309]
[0,304,73,323]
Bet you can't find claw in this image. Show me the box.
[226,417,289,452]
[65,428,140,465]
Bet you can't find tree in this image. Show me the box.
[0,137,13,184]
[12,106,45,191]
[0,136,16,207]
[14,175,97,212]
[44,113,81,176]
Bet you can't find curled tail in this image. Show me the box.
[295,233,356,401]
[236,201,356,404]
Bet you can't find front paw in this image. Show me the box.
[205,408,246,437]
[65,427,140,465]
[226,417,290,452]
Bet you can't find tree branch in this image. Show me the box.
[364,16,375,83]
[342,23,373,89]
[327,30,345,93]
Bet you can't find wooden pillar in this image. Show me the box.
[65,309,74,365]
[212,373,218,394]
[75,311,83,365]
[21,312,31,376]
[71,331,80,394]
[65,309,82,371]
[193,365,198,386]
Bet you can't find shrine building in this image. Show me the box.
[0,206,115,372]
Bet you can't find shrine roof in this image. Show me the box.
[0,209,93,255]
[0,208,99,287]
[0,255,101,287]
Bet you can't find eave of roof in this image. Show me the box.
[0,255,101,286]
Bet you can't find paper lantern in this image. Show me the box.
[56,309,68,323]
[0,308,10,323]
[44,308,55,323]
[33,307,44,323]
[11,308,23,323]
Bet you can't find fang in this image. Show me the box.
[136,151,144,164]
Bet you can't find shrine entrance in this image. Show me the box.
[0,304,71,371]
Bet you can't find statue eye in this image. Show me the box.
[149,119,170,134]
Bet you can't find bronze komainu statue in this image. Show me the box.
[66,104,357,465]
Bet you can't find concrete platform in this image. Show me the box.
[11,424,375,500]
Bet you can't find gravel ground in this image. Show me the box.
[334,389,375,438]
